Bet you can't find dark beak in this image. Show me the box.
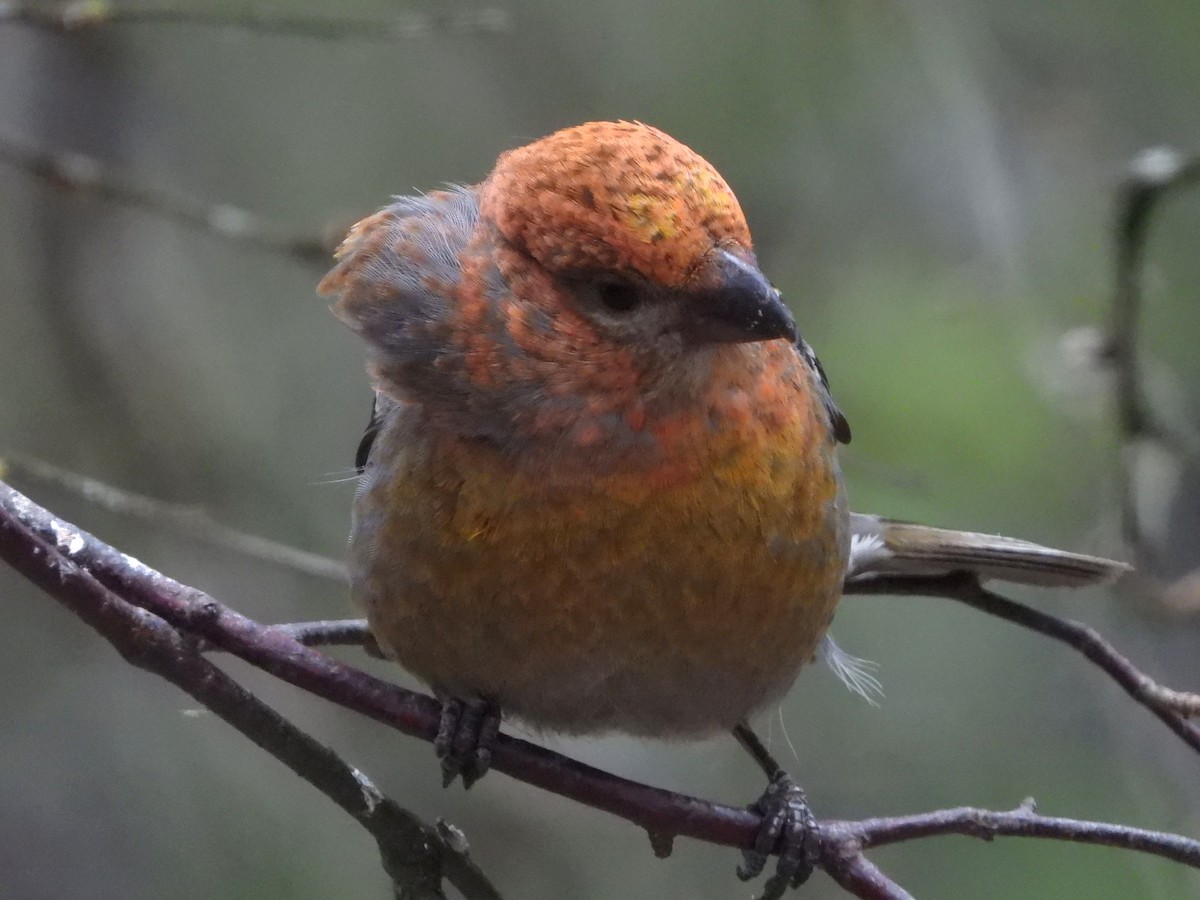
[682,249,798,345]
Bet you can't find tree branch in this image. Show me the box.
[4,477,1199,898]
[0,481,500,900]
[1110,148,1200,453]
[841,798,1200,863]
[0,131,334,263]
[2,2,509,41]
[1,452,347,582]
[1108,147,1200,603]
[821,850,913,900]
[846,572,1200,740]
[270,618,373,647]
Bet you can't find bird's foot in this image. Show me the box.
[435,697,501,789]
[737,772,820,900]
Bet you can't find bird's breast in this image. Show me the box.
[351,368,847,737]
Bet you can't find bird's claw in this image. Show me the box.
[737,774,820,899]
[435,697,501,789]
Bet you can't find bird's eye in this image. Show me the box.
[595,278,643,313]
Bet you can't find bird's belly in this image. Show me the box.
[350,436,847,738]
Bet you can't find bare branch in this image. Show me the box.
[4,478,1199,894]
[846,572,1200,739]
[842,797,1200,864]
[1140,681,1200,718]
[1110,148,1200,448]
[0,482,501,900]
[0,132,334,263]
[269,618,370,646]
[1,2,510,40]
[1108,147,1200,590]
[821,851,913,900]
[0,453,347,582]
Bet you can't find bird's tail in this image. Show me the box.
[848,513,1130,588]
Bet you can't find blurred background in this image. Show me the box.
[2,1,1199,897]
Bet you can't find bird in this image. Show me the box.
[318,120,1128,897]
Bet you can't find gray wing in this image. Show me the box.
[320,186,483,415]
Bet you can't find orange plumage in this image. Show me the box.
[320,121,850,737]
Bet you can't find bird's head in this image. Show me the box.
[321,121,826,460]
[478,121,797,350]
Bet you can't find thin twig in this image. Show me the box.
[846,572,1200,737]
[270,618,370,646]
[843,798,1200,863]
[822,851,913,900]
[3,479,1199,891]
[0,484,501,900]
[0,132,334,263]
[1110,148,1200,450]
[0,452,347,582]
[1,2,509,40]
[1109,147,1200,579]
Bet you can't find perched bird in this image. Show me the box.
[319,121,1127,896]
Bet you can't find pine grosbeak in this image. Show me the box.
[320,121,1126,896]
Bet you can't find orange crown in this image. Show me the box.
[479,121,752,288]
